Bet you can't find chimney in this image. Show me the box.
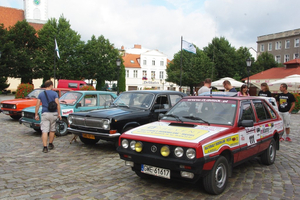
[134,44,142,49]
[121,45,124,50]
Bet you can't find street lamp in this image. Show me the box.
[116,58,121,95]
[246,58,252,88]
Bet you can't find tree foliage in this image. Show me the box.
[252,52,280,74]
[0,23,10,90]
[166,47,213,94]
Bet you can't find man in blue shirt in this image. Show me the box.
[223,80,237,92]
[35,80,61,153]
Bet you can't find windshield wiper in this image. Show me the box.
[163,114,183,123]
[182,116,210,126]
[116,104,130,108]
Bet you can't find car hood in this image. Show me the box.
[1,98,37,105]
[72,107,143,118]
[22,106,40,112]
[123,121,230,144]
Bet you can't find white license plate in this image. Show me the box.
[2,111,9,115]
[141,164,170,179]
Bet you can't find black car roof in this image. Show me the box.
[123,90,187,95]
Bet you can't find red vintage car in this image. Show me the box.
[0,88,71,120]
[117,95,284,194]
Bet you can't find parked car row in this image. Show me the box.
[0,90,283,195]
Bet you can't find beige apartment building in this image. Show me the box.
[257,28,300,63]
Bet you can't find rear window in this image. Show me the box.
[68,83,78,88]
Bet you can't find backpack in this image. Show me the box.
[44,91,57,112]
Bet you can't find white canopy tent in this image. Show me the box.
[211,77,244,90]
[268,74,300,93]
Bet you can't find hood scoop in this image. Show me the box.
[169,123,196,128]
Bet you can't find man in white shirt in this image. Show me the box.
[198,78,212,95]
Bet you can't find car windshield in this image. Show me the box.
[112,93,154,109]
[26,89,45,98]
[59,92,82,105]
[164,98,237,125]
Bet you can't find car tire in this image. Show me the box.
[79,136,100,145]
[261,138,276,165]
[10,115,21,120]
[203,156,229,195]
[55,118,68,136]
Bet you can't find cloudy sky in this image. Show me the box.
[1,0,299,59]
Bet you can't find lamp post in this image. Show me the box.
[246,58,252,89]
[116,58,121,95]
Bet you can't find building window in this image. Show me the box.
[285,40,290,49]
[143,60,147,65]
[142,70,147,80]
[151,71,155,79]
[126,70,129,78]
[260,44,264,52]
[133,70,138,78]
[152,60,155,66]
[284,54,290,62]
[295,38,299,47]
[160,61,164,66]
[294,53,299,59]
[275,41,281,50]
[275,55,281,63]
[159,71,164,79]
[268,43,272,51]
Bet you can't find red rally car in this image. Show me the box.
[117,95,284,195]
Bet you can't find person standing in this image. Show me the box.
[276,83,295,142]
[35,80,62,153]
[223,80,237,92]
[258,82,272,97]
[198,78,212,95]
[237,84,249,96]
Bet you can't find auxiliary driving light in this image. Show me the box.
[180,171,194,179]
[174,147,184,157]
[160,145,170,157]
[186,148,196,159]
[125,161,134,167]
[135,141,143,152]
[121,139,129,149]
[130,140,136,150]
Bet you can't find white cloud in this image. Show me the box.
[1,0,300,59]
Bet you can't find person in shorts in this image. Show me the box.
[276,83,295,142]
[35,80,61,153]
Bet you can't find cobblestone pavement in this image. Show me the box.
[0,95,299,200]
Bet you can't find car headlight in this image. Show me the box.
[174,147,184,158]
[102,119,110,130]
[186,148,196,159]
[12,105,16,109]
[121,139,129,149]
[135,141,143,152]
[161,145,170,157]
[0,104,3,108]
[68,115,73,125]
[22,112,24,117]
[130,140,136,150]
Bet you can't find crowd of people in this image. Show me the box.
[196,78,296,142]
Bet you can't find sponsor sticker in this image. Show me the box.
[203,134,239,155]
[131,125,209,140]
[62,109,74,115]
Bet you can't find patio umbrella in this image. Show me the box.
[211,77,244,90]
[268,74,300,93]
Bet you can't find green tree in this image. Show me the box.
[236,47,254,80]
[166,47,213,95]
[5,20,39,83]
[252,52,280,74]
[37,16,84,82]
[203,37,238,80]
[0,23,10,90]
[82,35,121,90]
[118,64,126,92]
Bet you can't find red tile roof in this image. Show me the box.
[244,66,300,80]
[284,58,300,65]
[0,6,44,31]
[123,54,141,68]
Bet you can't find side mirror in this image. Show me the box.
[76,102,81,108]
[238,120,254,127]
[158,113,165,120]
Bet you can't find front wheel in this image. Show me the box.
[79,136,100,145]
[203,156,229,195]
[55,118,68,136]
[261,138,276,165]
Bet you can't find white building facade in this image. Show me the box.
[122,45,178,91]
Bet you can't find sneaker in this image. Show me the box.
[286,137,292,142]
[48,143,54,150]
[42,147,48,153]
[279,137,284,142]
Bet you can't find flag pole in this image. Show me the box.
[179,36,183,92]
[54,37,56,88]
